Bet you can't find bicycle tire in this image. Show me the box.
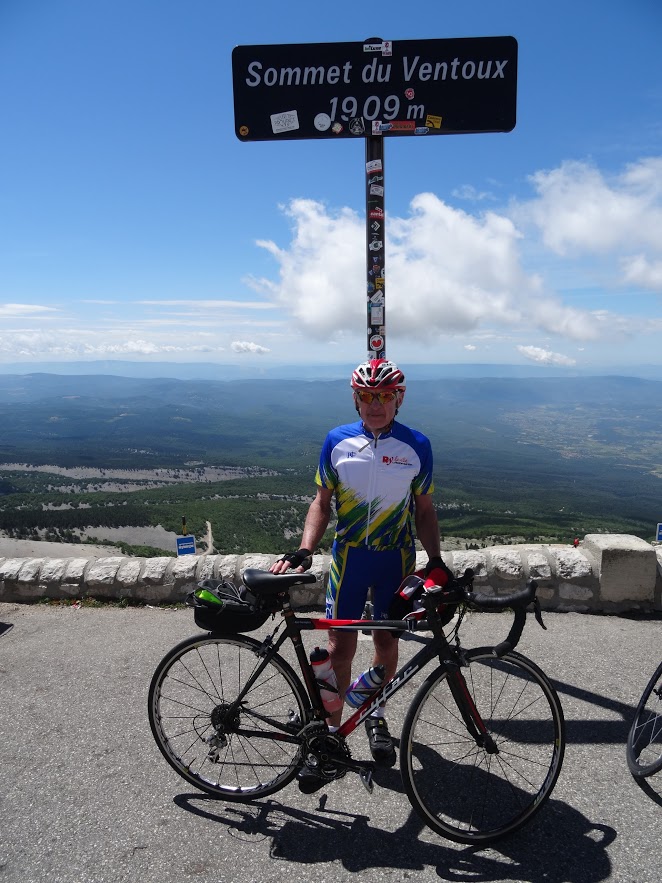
[400,648,565,844]
[626,660,662,779]
[148,633,310,800]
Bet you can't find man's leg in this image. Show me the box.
[363,628,398,766]
[372,628,399,682]
[362,551,411,767]
[327,629,358,728]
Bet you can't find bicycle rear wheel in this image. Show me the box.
[148,633,309,800]
[400,648,565,844]
[626,660,662,779]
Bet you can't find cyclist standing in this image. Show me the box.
[271,358,446,790]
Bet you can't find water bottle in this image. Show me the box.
[344,664,386,708]
[309,647,343,714]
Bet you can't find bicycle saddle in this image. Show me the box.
[242,567,317,595]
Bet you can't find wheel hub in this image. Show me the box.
[211,702,240,733]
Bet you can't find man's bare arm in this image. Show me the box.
[413,493,441,559]
[270,486,334,573]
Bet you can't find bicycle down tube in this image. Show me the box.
[273,607,494,746]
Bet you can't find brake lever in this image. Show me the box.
[533,596,547,631]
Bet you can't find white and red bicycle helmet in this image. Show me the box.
[350,358,406,391]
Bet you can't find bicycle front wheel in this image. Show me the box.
[148,633,309,800]
[626,660,662,779]
[400,648,565,844]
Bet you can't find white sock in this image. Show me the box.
[369,707,385,719]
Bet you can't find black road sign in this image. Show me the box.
[232,36,517,142]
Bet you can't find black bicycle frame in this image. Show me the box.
[223,603,492,748]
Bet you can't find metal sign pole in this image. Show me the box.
[232,36,518,362]
[366,135,385,359]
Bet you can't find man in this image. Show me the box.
[271,358,445,790]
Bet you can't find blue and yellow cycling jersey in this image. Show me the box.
[315,420,435,550]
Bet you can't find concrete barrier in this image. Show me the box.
[1,534,661,613]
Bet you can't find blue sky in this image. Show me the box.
[1,0,661,372]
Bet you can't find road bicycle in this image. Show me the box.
[626,659,662,779]
[148,567,565,845]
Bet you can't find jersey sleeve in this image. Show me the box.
[412,436,434,496]
[314,432,338,490]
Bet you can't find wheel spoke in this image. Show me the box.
[627,662,662,778]
[401,650,565,844]
[148,634,307,800]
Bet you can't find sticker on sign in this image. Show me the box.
[271,110,299,134]
[233,37,518,142]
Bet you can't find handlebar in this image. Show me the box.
[422,568,545,656]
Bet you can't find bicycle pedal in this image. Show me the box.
[359,767,374,794]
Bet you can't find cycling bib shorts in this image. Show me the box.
[325,542,417,620]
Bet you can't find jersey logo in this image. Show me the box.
[382,455,412,466]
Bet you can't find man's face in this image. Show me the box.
[354,389,400,434]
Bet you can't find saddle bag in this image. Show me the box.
[187,579,272,634]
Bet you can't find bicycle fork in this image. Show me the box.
[446,664,498,754]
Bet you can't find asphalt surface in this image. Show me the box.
[0,601,660,883]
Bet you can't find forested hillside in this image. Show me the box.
[1,373,660,553]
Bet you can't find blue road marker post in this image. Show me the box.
[176,536,196,556]
[177,515,196,555]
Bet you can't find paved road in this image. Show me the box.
[0,537,126,558]
[0,601,660,883]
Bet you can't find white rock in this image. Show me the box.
[527,552,552,581]
[86,558,124,584]
[553,549,592,580]
[489,549,522,580]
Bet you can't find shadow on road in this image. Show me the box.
[630,774,662,808]
[174,790,616,882]
[550,677,634,744]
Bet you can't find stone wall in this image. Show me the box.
[1,533,661,613]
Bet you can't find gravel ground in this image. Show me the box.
[0,537,127,558]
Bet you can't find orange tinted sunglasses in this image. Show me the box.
[355,390,398,405]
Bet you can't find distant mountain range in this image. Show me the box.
[1,359,662,382]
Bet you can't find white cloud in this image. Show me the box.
[451,184,495,202]
[0,303,59,318]
[621,255,662,291]
[254,199,365,332]
[4,157,660,365]
[517,345,577,366]
[511,158,662,301]
[0,331,226,358]
[517,158,662,255]
[138,299,277,310]
[230,340,270,354]
[253,194,624,345]
[89,340,179,355]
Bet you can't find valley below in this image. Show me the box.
[1,371,660,556]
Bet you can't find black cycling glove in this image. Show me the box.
[279,548,313,570]
[424,556,454,581]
